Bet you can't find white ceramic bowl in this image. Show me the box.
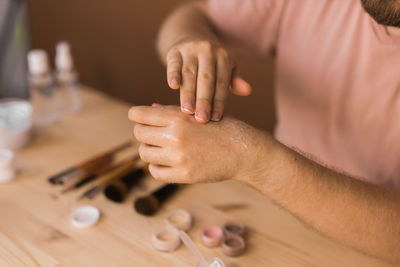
[0,99,32,150]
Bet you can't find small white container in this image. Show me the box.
[0,99,32,150]
[0,149,16,184]
[70,205,101,228]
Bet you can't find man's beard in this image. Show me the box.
[361,0,400,27]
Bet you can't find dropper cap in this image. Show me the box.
[27,49,50,75]
[55,41,74,71]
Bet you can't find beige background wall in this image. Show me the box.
[27,0,276,130]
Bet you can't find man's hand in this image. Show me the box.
[128,104,267,183]
[157,1,252,123]
[128,104,400,263]
[165,40,252,123]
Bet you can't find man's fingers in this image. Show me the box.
[195,52,216,123]
[128,106,172,127]
[134,124,168,147]
[166,50,182,89]
[180,54,198,114]
[138,144,174,166]
[148,164,185,183]
[211,54,231,121]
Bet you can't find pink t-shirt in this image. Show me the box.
[209,0,400,188]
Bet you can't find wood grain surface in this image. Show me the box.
[0,88,392,267]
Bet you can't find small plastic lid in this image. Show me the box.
[164,209,192,232]
[201,226,224,247]
[56,41,73,71]
[27,49,49,75]
[56,41,70,55]
[70,205,100,228]
[152,227,181,252]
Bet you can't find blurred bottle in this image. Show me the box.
[54,41,81,113]
[27,50,58,125]
[0,0,30,99]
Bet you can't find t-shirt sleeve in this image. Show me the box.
[207,0,287,55]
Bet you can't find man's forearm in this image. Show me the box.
[246,134,400,263]
[156,1,219,62]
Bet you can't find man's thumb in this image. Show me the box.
[231,76,252,96]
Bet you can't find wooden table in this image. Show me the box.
[0,88,391,267]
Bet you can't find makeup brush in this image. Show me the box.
[49,156,108,185]
[104,167,147,203]
[61,163,116,194]
[78,156,139,200]
[48,141,132,185]
[134,184,180,216]
[51,155,113,186]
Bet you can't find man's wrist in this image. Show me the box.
[235,129,277,187]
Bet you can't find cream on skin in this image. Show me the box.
[129,105,400,264]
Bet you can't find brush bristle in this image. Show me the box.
[134,196,158,216]
[104,186,124,203]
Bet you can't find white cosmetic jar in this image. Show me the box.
[0,99,32,150]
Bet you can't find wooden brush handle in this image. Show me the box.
[77,141,132,170]
[80,154,113,172]
[94,158,138,187]
[70,160,115,185]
